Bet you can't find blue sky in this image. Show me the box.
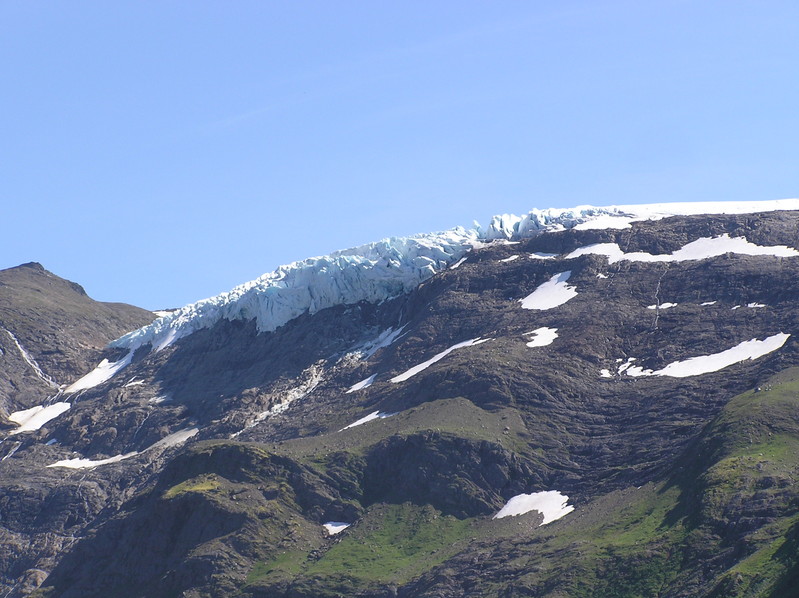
[2,1,797,310]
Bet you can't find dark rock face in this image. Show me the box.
[4,211,799,597]
[363,433,537,517]
[0,263,154,596]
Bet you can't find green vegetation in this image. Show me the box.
[163,474,221,499]
[306,503,474,584]
[49,367,799,597]
[246,549,307,584]
[239,368,799,596]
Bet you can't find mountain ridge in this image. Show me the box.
[108,199,799,358]
[2,201,799,597]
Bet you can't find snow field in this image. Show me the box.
[524,328,559,347]
[346,374,377,393]
[390,338,491,383]
[566,234,799,264]
[338,410,396,432]
[519,271,577,310]
[493,491,574,524]
[8,402,71,435]
[323,522,351,535]
[646,303,677,310]
[529,252,557,259]
[47,427,199,469]
[64,351,134,393]
[624,333,790,378]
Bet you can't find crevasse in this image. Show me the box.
[110,201,799,353]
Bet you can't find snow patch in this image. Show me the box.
[2,328,58,388]
[8,402,71,435]
[624,333,790,378]
[323,522,351,535]
[390,338,491,383]
[493,491,574,524]
[48,453,137,469]
[617,358,637,375]
[47,427,198,469]
[352,327,406,360]
[524,327,558,347]
[748,302,766,308]
[346,374,377,393]
[339,410,396,431]
[530,252,558,259]
[566,234,799,264]
[701,301,717,306]
[596,273,608,279]
[1,442,22,461]
[150,428,199,450]
[574,214,633,230]
[519,271,577,310]
[646,302,677,310]
[64,351,133,393]
[500,255,520,263]
[449,257,468,269]
[600,369,612,378]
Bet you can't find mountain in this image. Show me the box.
[0,262,155,424]
[2,201,799,597]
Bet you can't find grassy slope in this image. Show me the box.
[245,367,799,597]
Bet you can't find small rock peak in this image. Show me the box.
[19,262,45,271]
[68,281,88,296]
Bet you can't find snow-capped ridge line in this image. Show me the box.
[110,200,799,353]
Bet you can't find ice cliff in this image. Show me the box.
[111,200,799,353]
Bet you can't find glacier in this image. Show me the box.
[110,200,799,354]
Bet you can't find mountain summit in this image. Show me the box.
[3,200,799,597]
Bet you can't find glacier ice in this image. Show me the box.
[112,229,481,354]
[109,200,799,355]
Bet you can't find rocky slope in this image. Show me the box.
[0,262,155,415]
[2,204,799,597]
